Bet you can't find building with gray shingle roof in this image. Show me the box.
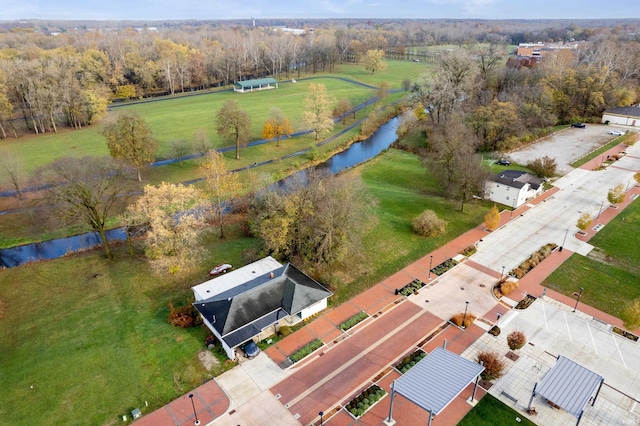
[485,170,544,208]
[193,257,332,359]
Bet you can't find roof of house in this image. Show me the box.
[603,106,640,118]
[488,170,543,190]
[394,347,485,415]
[193,262,332,348]
[234,78,278,88]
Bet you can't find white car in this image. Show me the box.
[209,264,232,276]
[609,130,624,136]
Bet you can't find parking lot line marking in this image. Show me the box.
[541,300,548,330]
[586,322,599,355]
[611,334,628,370]
[563,311,572,342]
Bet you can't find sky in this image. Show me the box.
[1,0,639,21]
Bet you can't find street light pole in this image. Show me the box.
[500,266,505,282]
[573,287,584,313]
[560,228,569,252]
[188,394,200,426]
[596,201,605,220]
[462,301,469,329]
[428,255,433,280]
[319,411,324,426]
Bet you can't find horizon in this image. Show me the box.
[2,0,639,22]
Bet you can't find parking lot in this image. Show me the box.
[507,124,619,175]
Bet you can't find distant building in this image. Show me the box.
[485,170,544,208]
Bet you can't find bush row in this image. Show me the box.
[289,338,323,363]
[339,311,369,331]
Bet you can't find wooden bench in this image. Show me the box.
[501,390,518,404]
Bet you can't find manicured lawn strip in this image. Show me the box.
[289,338,324,363]
[0,228,257,425]
[570,133,631,168]
[458,394,536,426]
[339,311,369,331]
[333,149,490,304]
[544,199,640,318]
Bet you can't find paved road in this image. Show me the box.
[473,143,640,273]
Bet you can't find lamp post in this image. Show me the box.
[428,255,433,280]
[596,201,605,220]
[462,301,469,329]
[319,411,324,425]
[560,228,569,252]
[496,312,502,324]
[573,287,584,313]
[188,394,200,426]
[500,266,505,282]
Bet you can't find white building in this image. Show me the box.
[602,106,640,128]
[192,256,332,359]
[485,170,544,208]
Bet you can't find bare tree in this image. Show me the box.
[0,150,23,198]
[216,100,251,160]
[304,83,334,140]
[200,150,242,239]
[37,157,131,259]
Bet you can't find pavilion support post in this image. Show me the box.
[576,410,584,426]
[592,378,604,406]
[442,339,447,349]
[527,383,538,411]
[427,410,434,426]
[384,381,396,425]
[471,374,480,402]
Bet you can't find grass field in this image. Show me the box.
[544,197,640,319]
[0,227,258,425]
[458,394,536,426]
[0,145,491,425]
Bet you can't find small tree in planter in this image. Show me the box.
[576,212,592,234]
[477,351,505,381]
[607,183,625,207]
[484,205,500,231]
[507,330,527,350]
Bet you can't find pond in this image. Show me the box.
[0,117,401,268]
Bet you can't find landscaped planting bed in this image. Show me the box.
[289,338,323,363]
[460,245,477,257]
[395,350,427,373]
[339,311,369,331]
[345,384,387,419]
[612,326,639,342]
[398,279,426,296]
[430,258,459,276]
[515,294,536,310]
[509,243,557,279]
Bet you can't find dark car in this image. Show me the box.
[496,159,510,166]
[571,123,586,128]
[242,341,260,359]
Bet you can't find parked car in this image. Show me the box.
[242,341,260,358]
[571,123,586,128]
[609,130,624,136]
[209,263,232,276]
[495,159,511,166]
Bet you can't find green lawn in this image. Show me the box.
[0,227,258,425]
[458,394,536,426]
[544,197,640,318]
[332,149,491,303]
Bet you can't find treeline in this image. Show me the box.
[0,19,638,138]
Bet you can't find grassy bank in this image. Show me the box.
[459,394,536,426]
[544,197,640,319]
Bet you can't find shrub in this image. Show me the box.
[450,312,477,328]
[484,205,500,231]
[488,326,501,336]
[339,311,369,331]
[460,245,477,257]
[498,280,519,297]
[412,209,446,237]
[278,325,292,337]
[577,212,592,231]
[167,303,202,328]
[346,384,386,418]
[608,184,625,205]
[507,330,527,350]
[527,156,557,178]
[477,351,505,381]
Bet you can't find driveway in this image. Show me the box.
[507,124,617,175]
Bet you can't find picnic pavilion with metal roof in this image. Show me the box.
[233,77,278,93]
[384,345,485,426]
[527,355,605,425]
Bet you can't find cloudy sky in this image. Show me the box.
[1,0,638,21]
